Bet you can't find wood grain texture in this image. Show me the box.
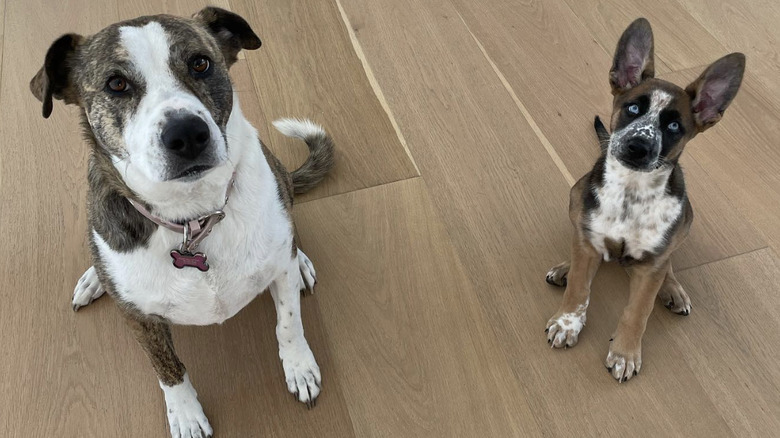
[294,178,536,437]
[229,0,419,202]
[563,0,727,73]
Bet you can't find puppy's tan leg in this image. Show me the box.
[657,263,691,315]
[124,314,212,438]
[606,261,669,382]
[546,237,601,348]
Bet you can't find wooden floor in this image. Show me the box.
[2,0,779,436]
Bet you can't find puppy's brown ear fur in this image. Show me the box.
[685,53,745,132]
[30,33,83,118]
[194,7,261,67]
[610,18,654,94]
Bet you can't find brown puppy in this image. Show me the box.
[544,18,744,382]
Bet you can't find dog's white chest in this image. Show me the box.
[587,159,682,261]
[94,150,292,325]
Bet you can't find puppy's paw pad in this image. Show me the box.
[281,346,322,408]
[605,347,642,383]
[72,266,105,311]
[545,312,585,348]
[297,250,317,295]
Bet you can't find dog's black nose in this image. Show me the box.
[161,115,211,160]
[626,137,652,159]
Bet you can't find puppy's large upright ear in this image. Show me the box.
[685,53,745,132]
[194,7,262,67]
[610,18,654,94]
[30,33,83,118]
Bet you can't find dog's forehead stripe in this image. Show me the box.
[119,22,176,89]
[648,90,673,118]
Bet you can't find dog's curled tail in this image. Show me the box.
[594,116,611,152]
[273,118,335,194]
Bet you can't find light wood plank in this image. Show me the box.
[229,0,419,202]
[563,0,727,73]
[293,177,536,437]
[668,248,780,435]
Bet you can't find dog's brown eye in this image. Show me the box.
[107,76,129,93]
[190,56,210,74]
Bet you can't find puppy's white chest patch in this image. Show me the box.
[587,158,682,261]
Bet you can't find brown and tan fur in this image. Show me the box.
[544,18,745,382]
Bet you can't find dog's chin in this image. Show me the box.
[612,153,661,173]
[167,164,216,182]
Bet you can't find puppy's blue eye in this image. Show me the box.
[627,104,640,115]
[668,121,680,132]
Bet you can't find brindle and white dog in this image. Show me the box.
[30,7,334,437]
[544,18,744,382]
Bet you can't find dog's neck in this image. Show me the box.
[602,154,672,197]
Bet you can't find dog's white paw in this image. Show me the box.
[160,374,213,438]
[280,345,321,408]
[545,311,586,348]
[297,250,317,295]
[72,266,106,311]
[605,343,642,383]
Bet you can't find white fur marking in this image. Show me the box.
[589,155,682,261]
[272,118,326,139]
[72,265,105,309]
[160,373,212,438]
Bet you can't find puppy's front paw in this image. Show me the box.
[72,266,105,311]
[605,341,642,383]
[297,250,317,295]
[160,374,212,438]
[281,345,322,408]
[545,311,586,348]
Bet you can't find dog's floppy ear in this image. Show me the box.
[610,18,654,94]
[30,33,83,119]
[194,7,262,67]
[685,53,745,132]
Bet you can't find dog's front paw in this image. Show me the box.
[72,266,106,311]
[605,340,642,383]
[280,345,321,408]
[297,250,317,295]
[160,374,213,438]
[545,310,586,348]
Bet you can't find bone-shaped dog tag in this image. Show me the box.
[170,249,209,272]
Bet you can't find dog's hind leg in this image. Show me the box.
[657,263,691,315]
[270,256,322,408]
[545,261,571,287]
[297,249,317,295]
[123,313,212,438]
[72,266,106,311]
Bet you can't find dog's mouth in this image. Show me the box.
[170,164,214,181]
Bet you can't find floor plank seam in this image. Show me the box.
[334,0,421,176]
[295,174,422,205]
[676,246,769,274]
[453,8,576,187]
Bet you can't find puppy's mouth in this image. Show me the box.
[170,164,214,181]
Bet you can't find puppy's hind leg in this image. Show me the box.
[546,261,571,287]
[72,266,106,311]
[297,249,317,295]
[657,263,691,315]
[270,255,322,408]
